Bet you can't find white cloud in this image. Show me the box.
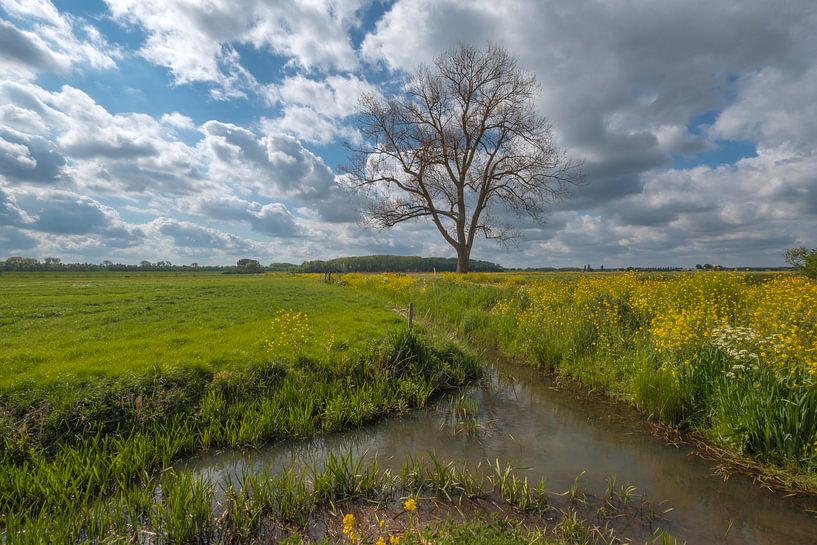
[198,120,339,204]
[362,0,817,203]
[161,112,195,131]
[0,103,48,134]
[148,217,257,250]
[0,185,27,224]
[0,135,36,168]
[0,0,120,79]
[104,0,364,96]
[0,18,70,78]
[0,185,143,244]
[1,0,62,25]
[0,80,206,194]
[259,105,351,146]
[3,1,817,266]
[192,195,304,237]
[260,74,377,144]
[711,64,817,150]
[570,145,817,266]
[269,74,377,118]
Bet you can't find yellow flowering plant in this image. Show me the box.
[342,269,817,469]
[265,309,311,359]
[341,512,357,543]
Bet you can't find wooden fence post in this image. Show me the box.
[408,302,414,332]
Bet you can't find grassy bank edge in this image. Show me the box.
[339,275,817,499]
[5,451,679,544]
[1,327,481,530]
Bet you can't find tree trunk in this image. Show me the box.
[456,245,470,273]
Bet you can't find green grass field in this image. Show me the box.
[0,272,483,542]
[0,272,403,389]
[2,270,807,543]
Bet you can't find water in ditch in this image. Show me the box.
[182,356,817,544]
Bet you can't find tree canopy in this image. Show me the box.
[299,255,502,273]
[345,44,582,272]
[785,247,817,278]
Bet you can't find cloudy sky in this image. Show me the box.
[1,0,815,267]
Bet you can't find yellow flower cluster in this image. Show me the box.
[441,272,468,283]
[502,272,816,379]
[342,273,418,297]
[635,273,743,354]
[491,298,512,316]
[402,497,417,511]
[265,309,311,356]
[334,268,816,381]
[340,512,402,545]
[438,272,527,285]
[342,513,357,542]
[746,276,817,375]
[511,274,642,353]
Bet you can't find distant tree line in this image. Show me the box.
[299,255,503,273]
[0,256,298,274]
[2,255,801,275]
[0,255,502,274]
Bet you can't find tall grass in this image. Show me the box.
[0,329,479,534]
[342,271,817,478]
[4,451,665,544]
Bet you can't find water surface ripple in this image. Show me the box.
[183,357,817,544]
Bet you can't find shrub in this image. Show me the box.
[785,246,817,279]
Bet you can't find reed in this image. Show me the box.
[0,329,479,534]
[4,451,669,544]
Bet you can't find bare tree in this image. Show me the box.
[344,44,582,273]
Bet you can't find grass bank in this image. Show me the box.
[339,271,817,491]
[6,451,676,544]
[0,273,479,539]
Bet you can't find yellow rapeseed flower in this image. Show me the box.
[266,308,311,356]
[342,513,355,535]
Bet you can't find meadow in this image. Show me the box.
[3,269,815,543]
[341,271,817,486]
[0,272,403,387]
[0,272,481,542]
